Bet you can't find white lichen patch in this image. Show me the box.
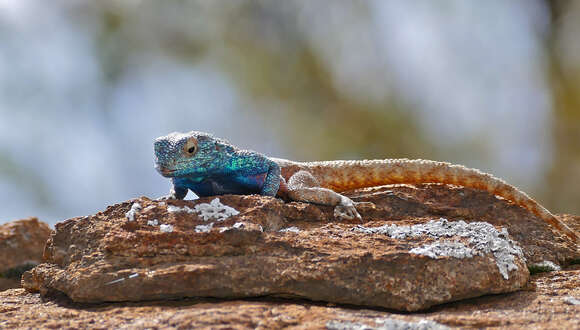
[530,260,561,272]
[159,224,173,233]
[147,219,159,226]
[410,242,474,259]
[166,198,239,222]
[327,318,449,330]
[125,202,142,221]
[195,223,213,233]
[167,205,196,214]
[563,296,580,305]
[279,226,300,233]
[375,318,450,330]
[167,199,239,233]
[355,218,524,280]
[193,198,239,221]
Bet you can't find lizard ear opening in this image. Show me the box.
[183,137,198,157]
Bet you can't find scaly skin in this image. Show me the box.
[154,131,578,242]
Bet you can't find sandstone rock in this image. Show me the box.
[21,184,546,311]
[5,265,580,329]
[0,217,51,291]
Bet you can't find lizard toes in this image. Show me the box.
[334,204,362,222]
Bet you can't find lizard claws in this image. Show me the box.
[334,197,362,221]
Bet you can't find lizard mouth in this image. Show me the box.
[156,165,177,177]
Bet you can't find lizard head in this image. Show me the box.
[154,131,225,177]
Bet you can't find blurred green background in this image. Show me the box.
[1,0,579,226]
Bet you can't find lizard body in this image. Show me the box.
[154,131,578,242]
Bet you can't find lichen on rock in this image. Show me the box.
[125,202,142,221]
[355,219,524,280]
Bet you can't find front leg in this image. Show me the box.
[260,161,281,197]
[285,170,361,221]
[159,178,188,200]
[170,184,188,199]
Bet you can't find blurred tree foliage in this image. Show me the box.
[3,0,578,220]
[545,0,580,214]
[91,1,434,162]
[91,0,579,213]
[218,2,434,161]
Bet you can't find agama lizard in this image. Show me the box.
[154,131,578,242]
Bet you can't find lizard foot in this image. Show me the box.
[333,196,362,221]
[157,187,187,201]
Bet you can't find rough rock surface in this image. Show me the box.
[0,217,51,291]
[4,265,580,329]
[21,184,574,311]
[351,185,579,263]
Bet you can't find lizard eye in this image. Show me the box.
[183,137,198,156]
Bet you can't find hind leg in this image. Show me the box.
[283,170,361,220]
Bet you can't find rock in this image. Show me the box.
[349,185,579,265]
[21,184,543,311]
[0,217,51,291]
[5,265,580,329]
